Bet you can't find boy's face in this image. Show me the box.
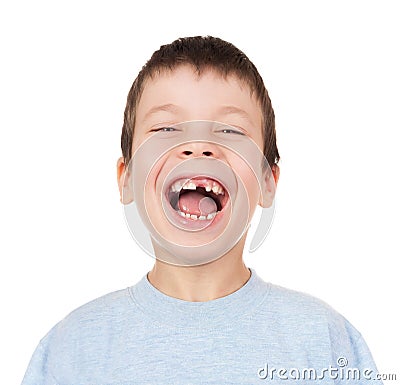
[118,65,278,265]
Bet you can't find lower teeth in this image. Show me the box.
[177,210,218,220]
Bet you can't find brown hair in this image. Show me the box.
[121,35,279,167]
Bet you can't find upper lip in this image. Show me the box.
[163,174,231,213]
[159,158,238,212]
[167,176,226,195]
[163,171,229,194]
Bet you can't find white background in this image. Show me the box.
[1,1,399,384]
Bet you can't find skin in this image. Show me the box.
[117,64,279,302]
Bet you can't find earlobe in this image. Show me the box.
[117,157,125,203]
[117,157,134,204]
[258,164,279,208]
[272,164,280,185]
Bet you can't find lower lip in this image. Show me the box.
[162,192,230,231]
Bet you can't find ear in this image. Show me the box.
[258,164,279,208]
[271,164,280,185]
[117,157,134,204]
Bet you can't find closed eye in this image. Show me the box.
[150,126,179,133]
[217,128,245,135]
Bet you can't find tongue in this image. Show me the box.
[178,191,217,216]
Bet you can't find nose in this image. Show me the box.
[178,141,221,159]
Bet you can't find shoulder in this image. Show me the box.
[57,286,133,331]
[266,282,335,314]
[265,282,369,359]
[265,282,362,341]
[41,286,137,356]
[49,288,133,337]
[24,286,138,384]
[254,280,381,378]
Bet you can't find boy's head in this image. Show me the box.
[117,36,280,266]
[121,36,279,168]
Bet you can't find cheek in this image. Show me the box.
[144,156,169,197]
[229,157,260,205]
[131,135,142,157]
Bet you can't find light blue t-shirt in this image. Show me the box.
[21,268,383,384]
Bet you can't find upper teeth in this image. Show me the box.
[183,181,196,190]
[170,179,225,195]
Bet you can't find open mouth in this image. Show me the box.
[166,177,229,221]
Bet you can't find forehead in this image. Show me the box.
[135,65,263,131]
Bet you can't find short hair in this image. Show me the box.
[121,35,280,167]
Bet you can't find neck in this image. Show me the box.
[147,236,250,302]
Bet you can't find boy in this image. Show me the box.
[22,36,382,384]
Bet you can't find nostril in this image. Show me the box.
[183,150,192,156]
[203,151,212,157]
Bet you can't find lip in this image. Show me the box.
[164,196,228,231]
[161,174,231,231]
[167,176,228,208]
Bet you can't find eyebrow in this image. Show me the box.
[217,105,254,126]
[142,103,181,122]
[142,103,254,126]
